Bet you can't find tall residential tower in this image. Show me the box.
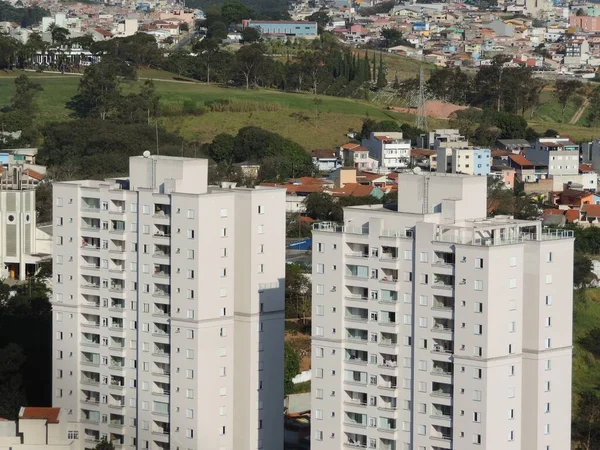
[311,173,573,450]
[52,155,285,450]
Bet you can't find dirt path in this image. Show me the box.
[570,97,590,124]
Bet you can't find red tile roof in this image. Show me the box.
[542,209,563,219]
[341,143,360,150]
[311,149,337,159]
[580,163,595,173]
[582,204,600,218]
[19,407,61,424]
[23,168,44,181]
[508,154,533,167]
[565,209,580,222]
[329,183,374,197]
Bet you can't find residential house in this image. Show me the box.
[339,144,378,172]
[312,149,342,172]
[526,137,580,177]
[361,132,411,171]
[437,147,491,176]
[508,154,538,182]
[0,407,79,448]
[496,139,532,153]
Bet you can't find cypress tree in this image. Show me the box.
[363,51,371,81]
[392,73,400,89]
[377,53,387,88]
[372,53,377,81]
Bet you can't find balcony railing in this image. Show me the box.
[345,295,368,302]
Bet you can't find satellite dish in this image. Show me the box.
[143,151,151,158]
[413,166,422,174]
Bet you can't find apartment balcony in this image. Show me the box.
[81,313,100,328]
[345,307,368,323]
[110,220,126,234]
[378,396,397,411]
[344,369,367,386]
[152,363,170,377]
[153,264,170,278]
[84,430,100,444]
[109,376,125,389]
[431,361,453,377]
[345,286,368,302]
[346,328,368,343]
[153,244,170,258]
[81,333,100,347]
[81,217,101,231]
[379,290,398,304]
[81,295,100,309]
[152,381,170,397]
[81,390,100,405]
[380,438,397,450]
[109,259,125,273]
[432,339,454,355]
[109,240,125,253]
[380,269,398,284]
[109,401,125,409]
[433,274,454,290]
[109,200,125,214]
[380,246,398,261]
[81,237,100,250]
[344,412,367,428]
[154,224,171,238]
[81,371,100,386]
[81,198,100,212]
[430,404,452,421]
[81,255,100,270]
[109,414,125,429]
[344,432,367,448]
[378,418,397,433]
[430,425,452,443]
[343,390,367,407]
[380,228,413,239]
[379,332,398,347]
[109,298,125,311]
[109,337,125,350]
[81,275,100,290]
[431,382,453,399]
[153,204,171,218]
[153,304,170,317]
[432,318,454,334]
[378,375,397,391]
[109,280,125,293]
[432,295,454,311]
[109,357,125,371]
[379,311,397,326]
[153,343,170,358]
[345,349,368,365]
[378,354,397,369]
[153,284,170,298]
[433,251,455,267]
[345,242,369,259]
[345,264,369,280]
[81,351,100,366]
[153,323,170,337]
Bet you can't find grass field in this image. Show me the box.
[0,68,598,148]
[0,69,446,149]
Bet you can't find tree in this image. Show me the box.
[207,21,228,40]
[284,342,300,396]
[381,28,405,48]
[555,79,583,114]
[235,43,266,89]
[306,11,330,33]
[376,53,387,89]
[0,344,26,420]
[48,24,70,46]
[221,0,254,25]
[208,133,235,164]
[576,7,586,16]
[304,192,335,220]
[285,263,311,320]
[241,26,261,43]
[11,74,42,115]
[94,437,115,450]
[66,57,136,120]
[35,183,52,223]
[574,252,596,288]
[193,37,220,83]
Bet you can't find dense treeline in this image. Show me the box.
[0,1,48,27]
[426,58,545,115]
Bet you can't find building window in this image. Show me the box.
[475,258,483,269]
[474,280,483,291]
[473,434,482,445]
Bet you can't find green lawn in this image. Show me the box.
[529,89,581,124]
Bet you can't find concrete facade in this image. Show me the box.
[310,173,573,450]
[51,155,285,450]
[526,138,580,177]
[437,148,491,176]
[361,133,411,171]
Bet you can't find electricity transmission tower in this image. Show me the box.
[415,65,428,130]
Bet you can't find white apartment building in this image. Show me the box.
[310,173,573,450]
[51,155,285,450]
[361,133,411,172]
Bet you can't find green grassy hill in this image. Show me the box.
[0,70,445,150]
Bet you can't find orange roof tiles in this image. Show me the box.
[19,407,61,424]
[508,154,534,167]
[23,169,44,181]
[582,204,600,218]
[565,209,580,222]
[580,163,595,173]
[329,183,374,197]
